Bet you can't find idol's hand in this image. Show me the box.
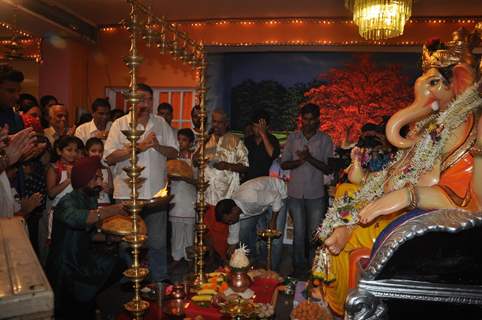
[358,188,410,225]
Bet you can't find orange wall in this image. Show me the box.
[39,39,70,108]
[39,38,89,124]
[87,30,198,106]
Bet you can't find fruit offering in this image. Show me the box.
[248,269,283,282]
[191,271,229,306]
[291,301,332,320]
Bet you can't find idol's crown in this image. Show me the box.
[422,23,481,73]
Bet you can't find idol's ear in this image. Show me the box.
[451,63,476,96]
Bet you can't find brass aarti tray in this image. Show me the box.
[101,214,147,236]
[101,191,172,235]
[219,297,256,319]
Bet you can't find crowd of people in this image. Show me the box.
[0,63,394,319]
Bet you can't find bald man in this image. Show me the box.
[44,104,75,144]
[198,108,249,259]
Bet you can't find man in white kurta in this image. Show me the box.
[104,84,178,283]
[215,176,287,270]
[202,109,248,259]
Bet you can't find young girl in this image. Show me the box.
[85,137,113,205]
[45,136,81,244]
[169,128,197,264]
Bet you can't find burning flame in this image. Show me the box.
[153,184,168,198]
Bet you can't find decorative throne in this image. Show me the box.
[345,208,482,320]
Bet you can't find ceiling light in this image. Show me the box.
[345,0,413,40]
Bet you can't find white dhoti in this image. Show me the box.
[170,218,195,261]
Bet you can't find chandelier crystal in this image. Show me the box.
[345,0,413,40]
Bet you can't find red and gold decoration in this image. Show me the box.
[345,0,413,40]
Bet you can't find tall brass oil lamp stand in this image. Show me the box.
[122,1,149,318]
[193,53,208,285]
[124,0,209,297]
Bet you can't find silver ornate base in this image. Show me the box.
[345,288,387,320]
[345,209,482,319]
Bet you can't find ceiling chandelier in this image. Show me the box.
[345,0,413,40]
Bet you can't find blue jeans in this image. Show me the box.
[144,210,168,282]
[288,197,327,272]
[239,215,260,263]
[257,203,287,272]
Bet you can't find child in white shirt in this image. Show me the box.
[169,128,197,263]
[85,137,113,205]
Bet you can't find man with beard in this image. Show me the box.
[281,103,334,278]
[104,83,178,284]
[46,156,127,319]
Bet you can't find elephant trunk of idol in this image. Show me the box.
[386,81,438,149]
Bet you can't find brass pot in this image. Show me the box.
[227,269,252,293]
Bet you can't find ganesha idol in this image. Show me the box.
[312,24,482,316]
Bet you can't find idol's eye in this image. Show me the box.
[429,78,440,86]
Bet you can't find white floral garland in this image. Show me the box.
[316,83,482,242]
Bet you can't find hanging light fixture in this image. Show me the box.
[345,0,413,40]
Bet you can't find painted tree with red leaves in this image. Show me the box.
[304,54,413,146]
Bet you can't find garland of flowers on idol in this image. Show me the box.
[312,83,482,283]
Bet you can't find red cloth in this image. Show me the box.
[116,278,280,320]
[185,278,279,319]
[205,205,228,259]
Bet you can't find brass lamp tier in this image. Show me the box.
[257,229,282,271]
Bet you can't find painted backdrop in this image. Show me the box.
[207,52,420,145]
